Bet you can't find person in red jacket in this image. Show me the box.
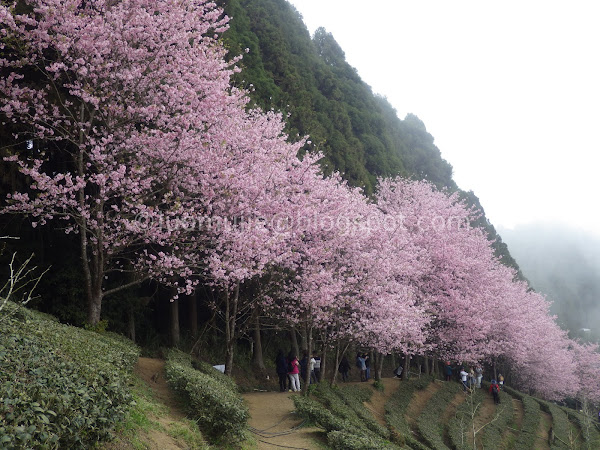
[287,354,301,392]
[489,379,501,404]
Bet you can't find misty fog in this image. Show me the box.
[500,223,600,341]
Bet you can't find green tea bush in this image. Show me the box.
[293,390,398,449]
[164,349,248,443]
[338,385,390,438]
[536,399,571,449]
[327,429,393,450]
[503,387,541,450]
[560,406,600,448]
[447,388,485,450]
[480,390,513,450]
[417,381,461,450]
[385,378,430,436]
[292,394,348,432]
[384,378,431,450]
[0,304,138,449]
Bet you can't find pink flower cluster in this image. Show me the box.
[1,0,598,401]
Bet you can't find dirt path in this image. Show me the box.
[243,377,401,450]
[243,391,325,450]
[133,357,190,450]
[136,357,185,418]
[535,410,552,450]
[500,397,523,448]
[405,380,442,429]
[472,392,497,448]
[440,389,467,447]
[361,377,401,426]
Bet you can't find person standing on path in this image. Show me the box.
[364,353,371,380]
[444,362,454,381]
[275,349,288,392]
[460,368,469,392]
[311,352,321,383]
[288,354,301,392]
[357,353,367,382]
[339,356,350,382]
[475,365,483,388]
[489,379,501,404]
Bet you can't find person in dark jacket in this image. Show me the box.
[489,379,501,404]
[275,349,288,392]
[339,356,351,382]
[444,361,454,381]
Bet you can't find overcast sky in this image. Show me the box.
[287,0,600,237]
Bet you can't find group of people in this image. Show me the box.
[336,352,372,382]
[456,364,484,391]
[447,362,505,404]
[275,349,321,392]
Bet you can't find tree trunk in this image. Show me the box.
[224,283,239,376]
[128,306,135,342]
[169,287,180,347]
[375,352,384,381]
[424,355,430,375]
[87,291,103,326]
[432,357,438,376]
[300,325,308,352]
[189,290,198,338]
[331,343,341,385]
[251,309,265,370]
[302,325,313,395]
[320,339,327,384]
[290,327,299,357]
[402,354,410,380]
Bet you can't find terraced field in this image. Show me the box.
[383,378,600,450]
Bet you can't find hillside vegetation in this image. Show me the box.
[2,3,599,447]
[3,303,600,449]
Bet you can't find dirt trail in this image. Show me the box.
[361,377,401,426]
[244,377,401,450]
[535,410,552,450]
[133,357,189,450]
[243,391,325,450]
[500,397,523,448]
[405,380,442,429]
[472,392,497,448]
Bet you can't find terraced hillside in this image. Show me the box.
[294,376,600,449]
[382,378,600,450]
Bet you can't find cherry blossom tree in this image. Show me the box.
[0,0,241,324]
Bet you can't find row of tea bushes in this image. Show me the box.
[164,349,249,444]
[0,303,138,449]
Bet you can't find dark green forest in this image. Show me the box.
[0,0,519,341]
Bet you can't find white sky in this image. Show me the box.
[287,0,600,236]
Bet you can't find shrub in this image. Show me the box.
[417,381,461,450]
[480,390,513,449]
[384,378,431,449]
[292,394,348,432]
[503,387,541,450]
[337,385,390,439]
[0,304,138,449]
[293,388,399,449]
[536,399,571,448]
[560,406,600,448]
[327,429,392,450]
[164,349,248,443]
[447,388,485,450]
